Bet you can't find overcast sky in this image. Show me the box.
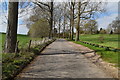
[0,1,119,35]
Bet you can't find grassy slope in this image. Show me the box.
[71,34,119,67]
[79,34,119,48]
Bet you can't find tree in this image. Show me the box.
[100,28,103,31]
[4,2,19,53]
[69,1,75,40]
[74,1,105,41]
[75,2,80,41]
[99,29,107,34]
[28,18,50,38]
[84,20,98,34]
[110,30,113,34]
[107,17,120,34]
[33,1,54,39]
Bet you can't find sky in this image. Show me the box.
[0,1,119,35]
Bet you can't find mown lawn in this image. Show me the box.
[79,34,119,48]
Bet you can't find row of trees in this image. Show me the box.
[27,1,105,41]
[4,0,106,53]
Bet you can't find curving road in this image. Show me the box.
[15,39,112,79]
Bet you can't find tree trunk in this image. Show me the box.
[69,18,72,39]
[4,2,19,53]
[75,2,80,41]
[53,19,55,37]
[71,2,75,40]
[63,15,66,38]
[58,19,61,38]
[49,2,53,39]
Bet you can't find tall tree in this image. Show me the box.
[84,20,98,34]
[75,1,105,41]
[33,1,54,39]
[4,2,19,53]
[70,1,75,40]
[75,2,80,41]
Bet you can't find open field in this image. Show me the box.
[78,34,119,48]
[0,33,42,51]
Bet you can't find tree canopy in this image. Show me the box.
[28,18,50,38]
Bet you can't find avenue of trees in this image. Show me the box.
[4,0,119,53]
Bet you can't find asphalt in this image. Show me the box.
[15,39,113,80]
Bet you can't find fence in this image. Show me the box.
[15,38,52,54]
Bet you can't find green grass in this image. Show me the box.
[1,36,55,79]
[0,33,42,51]
[72,41,119,67]
[79,34,119,48]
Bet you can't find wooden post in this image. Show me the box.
[28,40,32,52]
[15,41,19,54]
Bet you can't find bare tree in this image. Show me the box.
[4,2,19,53]
[75,2,80,41]
[74,1,105,41]
[69,1,75,40]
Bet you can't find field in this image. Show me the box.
[72,34,119,67]
[0,33,42,52]
[79,34,119,48]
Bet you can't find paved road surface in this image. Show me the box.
[15,39,112,79]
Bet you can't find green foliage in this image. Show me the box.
[28,18,50,38]
[2,52,35,79]
[83,20,98,34]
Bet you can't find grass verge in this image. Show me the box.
[2,39,55,80]
[70,40,119,68]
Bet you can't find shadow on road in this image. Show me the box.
[40,48,95,56]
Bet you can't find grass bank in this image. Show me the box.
[78,34,119,48]
[71,40,119,67]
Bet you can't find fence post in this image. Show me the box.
[15,41,19,54]
[28,40,32,52]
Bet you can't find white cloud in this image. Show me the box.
[97,13,118,29]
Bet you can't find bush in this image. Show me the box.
[99,29,107,34]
